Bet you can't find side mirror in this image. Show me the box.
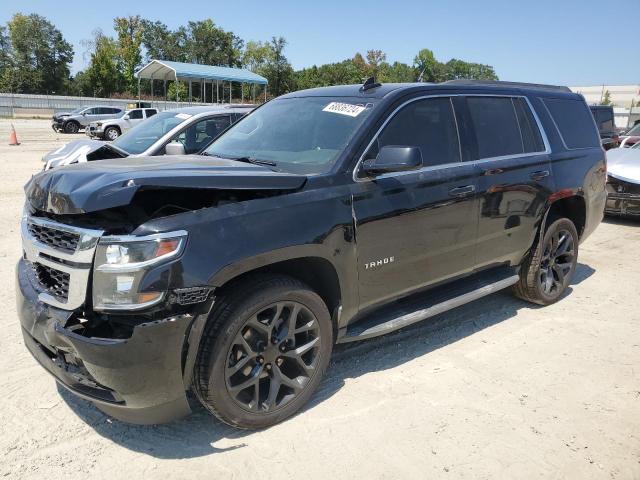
[165,141,186,156]
[123,114,130,120]
[361,145,423,175]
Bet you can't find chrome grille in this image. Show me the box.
[27,222,80,252]
[33,263,70,300]
[22,215,103,310]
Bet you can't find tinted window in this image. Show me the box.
[366,97,460,167]
[545,98,600,149]
[146,109,157,118]
[96,108,110,114]
[128,109,143,119]
[592,108,614,133]
[467,97,523,159]
[173,116,232,154]
[513,98,545,153]
[85,108,99,115]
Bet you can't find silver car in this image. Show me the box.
[86,108,158,140]
[43,105,254,170]
[51,106,124,134]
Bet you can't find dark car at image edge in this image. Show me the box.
[16,79,606,429]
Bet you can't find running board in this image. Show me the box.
[339,268,519,343]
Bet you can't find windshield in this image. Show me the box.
[204,97,376,174]
[113,111,189,154]
[625,124,640,136]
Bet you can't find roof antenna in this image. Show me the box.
[360,76,382,92]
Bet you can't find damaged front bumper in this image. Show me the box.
[16,258,194,424]
[605,193,640,216]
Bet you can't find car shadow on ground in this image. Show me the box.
[602,215,640,227]
[59,263,596,459]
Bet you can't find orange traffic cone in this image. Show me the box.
[9,123,20,146]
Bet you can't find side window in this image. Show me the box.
[544,98,601,149]
[594,109,614,133]
[172,116,232,154]
[365,97,460,167]
[85,108,99,115]
[466,97,523,159]
[111,108,123,114]
[97,107,111,114]
[146,109,157,118]
[513,98,545,153]
[128,109,143,120]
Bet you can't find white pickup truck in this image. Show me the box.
[86,108,158,140]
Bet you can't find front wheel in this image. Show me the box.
[194,275,333,429]
[104,126,120,140]
[63,121,79,134]
[514,217,579,305]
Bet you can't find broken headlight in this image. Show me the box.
[92,231,187,310]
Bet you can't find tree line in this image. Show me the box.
[0,13,498,100]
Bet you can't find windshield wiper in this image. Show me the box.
[206,153,277,167]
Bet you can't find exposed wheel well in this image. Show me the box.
[547,196,586,238]
[215,257,342,321]
[105,125,121,133]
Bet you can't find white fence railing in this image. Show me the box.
[0,93,220,117]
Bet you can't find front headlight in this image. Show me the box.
[92,231,187,310]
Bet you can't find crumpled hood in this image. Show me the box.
[25,156,307,214]
[43,139,112,170]
[607,148,640,184]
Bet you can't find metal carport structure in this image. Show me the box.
[136,59,268,105]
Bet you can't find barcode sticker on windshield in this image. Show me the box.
[322,102,366,117]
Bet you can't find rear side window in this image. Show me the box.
[367,97,460,167]
[467,97,536,159]
[513,98,545,153]
[544,98,600,149]
[591,108,614,133]
[146,109,157,118]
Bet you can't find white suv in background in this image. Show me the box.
[86,108,158,140]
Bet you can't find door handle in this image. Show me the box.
[448,185,476,197]
[530,170,550,181]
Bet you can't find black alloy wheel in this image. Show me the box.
[514,217,579,305]
[225,301,321,413]
[539,228,575,296]
[194,274,333,429]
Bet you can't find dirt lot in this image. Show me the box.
[0,119,639,480]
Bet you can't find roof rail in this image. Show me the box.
[443,79,572,93]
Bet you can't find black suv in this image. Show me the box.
[17,80,606,429]
[589,105,619,150]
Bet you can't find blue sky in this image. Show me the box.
[1,0,638,86]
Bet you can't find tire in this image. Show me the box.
[513,217,579,305]
[63,121,79,134]
[104,126,120,140]
[194,274,333,429]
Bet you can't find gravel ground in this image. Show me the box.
[1,119,639,480]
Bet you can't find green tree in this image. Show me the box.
[444,58,497,80]
[2,13,73,94]
[413,48,443,82]
[184,19,243,67]
[261,36,294,96]
[83,30,124,97]
[379,61,416,83]
[601,90,612,106]
[114,15,144,94]
[167,80,187,101]
[140,20,186,62]
[243,40,271,72]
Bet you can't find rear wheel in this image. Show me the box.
[194,274,333,429]
[63,121,79,134]
[104,126,120,140]
[514,217,579,305]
